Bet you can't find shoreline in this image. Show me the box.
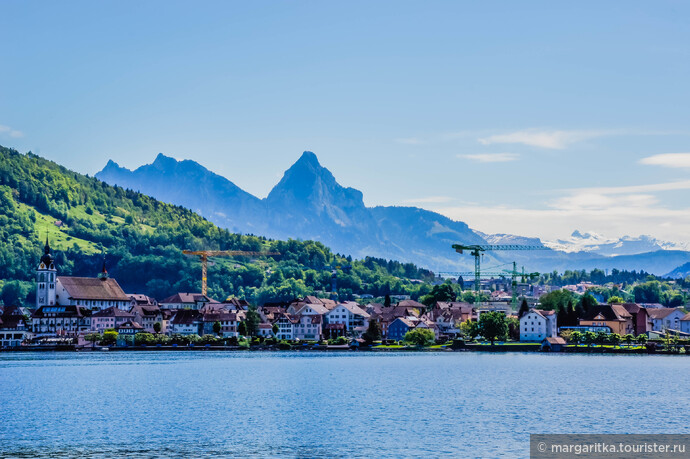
[1,343,685,355]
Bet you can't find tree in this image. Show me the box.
[459,320,479,340]
[153,322,161,334]
[135,332,155,346]
[213,321,222,336]
[272,323,279,336]
[384,294,391,307]
[607,296,625,304]
[517,299,529,318]
[560,329,573,343]
[539,289,576,315]
[84,333,100,348]
[578,293,599,318]
[245,306,261,337]
[570,331,583,346]
[633,281,662,304]
[608,333,621,347]
[362,320,382,343]
[420,282,455,307]
[478,311,508,345]
[596,331,608,346]
[636,334,648,345]
[403,328,435,347]
[101,329,118,346]
[583,331,596,347]
[506,316,520,341]
[1,280,29,307]
[238,321,247,337]
[623,334,635,347]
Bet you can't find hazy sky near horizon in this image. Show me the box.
[2,1,690,244]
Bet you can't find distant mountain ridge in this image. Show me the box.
[97,151,486,270]
[96,152,690,275]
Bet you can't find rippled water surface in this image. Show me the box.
[0,351,688,458]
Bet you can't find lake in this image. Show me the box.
[0,351,688,458]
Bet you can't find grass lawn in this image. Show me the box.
[474,342,540,346]
[373,345,407,349]
[568,344,646,350]
[27,203,100,254]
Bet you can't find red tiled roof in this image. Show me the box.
[58,276,129,301]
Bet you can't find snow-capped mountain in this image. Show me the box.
[544,230,687,256]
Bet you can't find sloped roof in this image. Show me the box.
[127,294,157,305]
[584,305,631,322]
[161,293,217,304]
[170,309,202,325]
[544,337,566,345]
[130,305,162,317]
[296,303,329,315]
[647,308,683,319]
[202,311,238,322]
[92,306,134,318]
[621,303,644,314]
[336,302,370,318]
[32,305,89,318]
[117,320,144,330]
[391,317,417,328]
[396,300,425,308]
[58,277,129,301]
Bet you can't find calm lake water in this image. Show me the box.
[0,351,688,458]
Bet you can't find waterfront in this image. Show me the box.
[1,352,689,458]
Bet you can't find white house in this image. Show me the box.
[520,309,557,342]
[91,307,134,333]
[325,302,370,332]
[274,313,295,340]
[168,309,202,335]
[293,314,322,341]
[647,308,686,332]
[681,313,690,335]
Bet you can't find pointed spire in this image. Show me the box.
[44,235,51,254]
[98,253,109,280]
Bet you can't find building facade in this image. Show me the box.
[520,309,557,342]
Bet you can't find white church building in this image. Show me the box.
[32,239,131,338]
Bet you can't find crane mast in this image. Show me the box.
[183,250,280,295]
[452,243,548,294]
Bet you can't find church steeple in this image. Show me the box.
[39,236,55,270]
[36,235,57,308]
[98,258,109,280]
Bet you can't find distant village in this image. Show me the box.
[1,240,689,352]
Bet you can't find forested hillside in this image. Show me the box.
[0,147,434,306]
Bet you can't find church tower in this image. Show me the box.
[36,237,57,308]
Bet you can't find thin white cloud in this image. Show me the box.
[403,196,453,204]
[431,203,690,247]
[639,153,690,168]
[0,125,23,138]
[459,153,519,163]
[424,178,690,246]
[477,129,611,149]
[566,180,690,195]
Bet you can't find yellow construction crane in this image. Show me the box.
[183,250,280,295]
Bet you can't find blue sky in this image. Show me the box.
[2,1,690,244]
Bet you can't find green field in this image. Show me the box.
[25,203,100,254]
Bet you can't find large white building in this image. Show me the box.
[32,240,130,338]
[647,308,686,332]
[325,301,370,333]
[520,309,557,342]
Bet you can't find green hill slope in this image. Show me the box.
[0,146,434,306]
